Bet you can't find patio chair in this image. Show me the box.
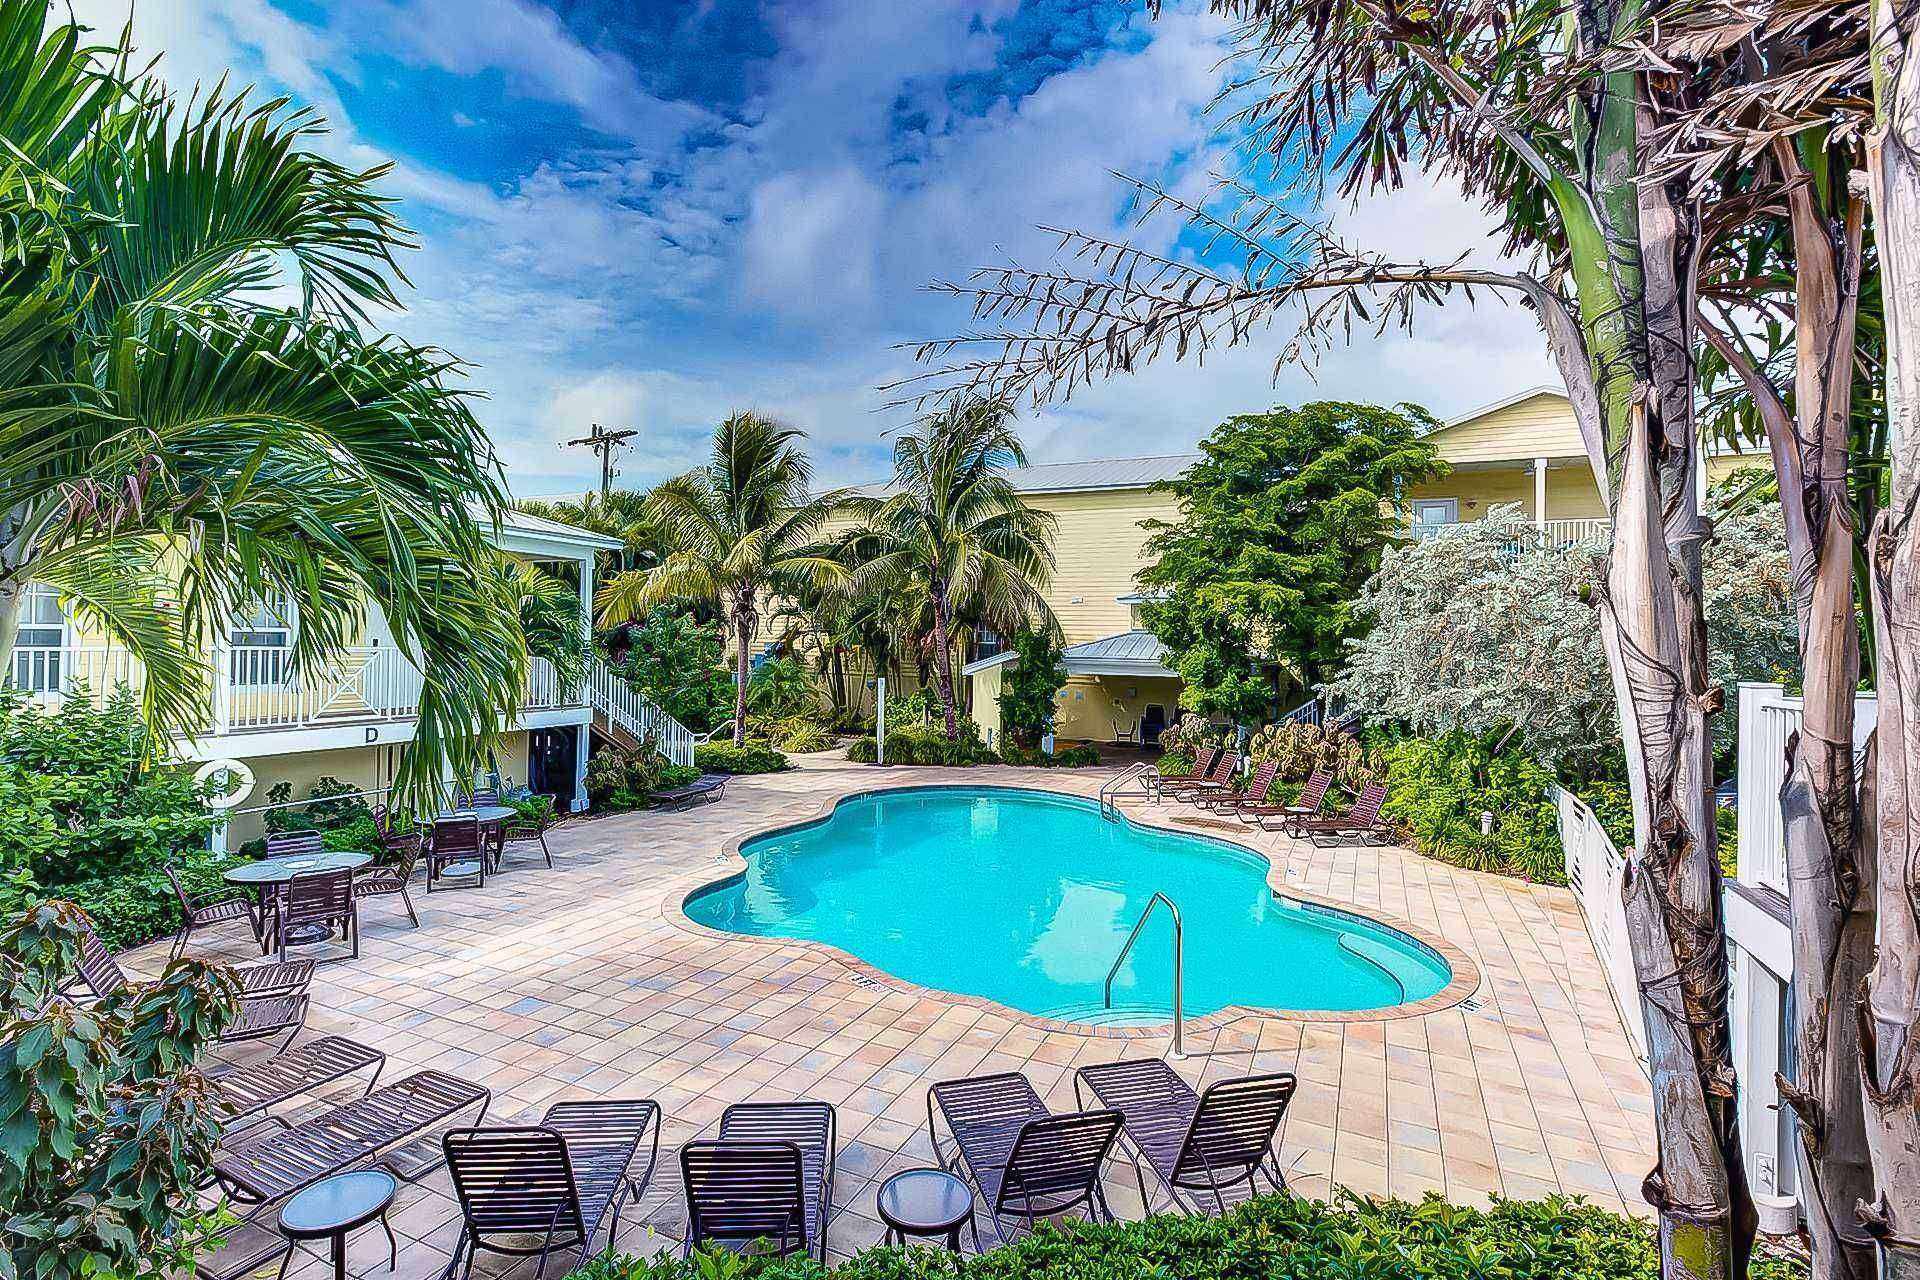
[264,830,324,857]
[465,786,500,808]
[1113,717,1140,746]
[681,1101,836,1261]
[354,840,422,927]
[1171,751,1238,803]
[275,867,359,963]
[163,862,261,961]
[1239,768,1332,829]
[1205,759,1279,815]
[1286,781,1391,844]
[208,1035,387,1127]
[926,1072,1122,1245]
[647,774,728,808]
[427,816,486,892]
[1144,746,1216,803]
[1073,1059,1296,1214]
[373,806,424,858]
[67,919,312,1049]
[442,1099,660,1279]
[494,795,558,870]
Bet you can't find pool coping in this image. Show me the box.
[662,776,1482,1039]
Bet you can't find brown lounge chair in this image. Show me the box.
[1205,759,1278,814]
[681,1100,836,1260]
[1172,751,1239,803]
[927,1071,1123,1245]
[1073,1059,1296,1214]
[1287,781,1391,844]
[649,774,729,808]
[67,919,313,1050]
[208,1035,387,1128]
[443,1099,661,1278]
[1239,768,1333,829]
[1144,747,1217,801]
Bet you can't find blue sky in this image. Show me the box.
[93,0,1556,495]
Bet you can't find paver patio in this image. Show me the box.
[144,755,1655,1279]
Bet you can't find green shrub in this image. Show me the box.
[847,721,998,766]
[608,608,733,732]
[1374,732,1563,884]
[996,631,1068,748]
[262,775,372,835]
[1000,743,1101,767]
[771,720,835,753]
[694,742,790,774]
[586,740,672,810]
[574,1192,1804,1280]
[1156,748,1194,778]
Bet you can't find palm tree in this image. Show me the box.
[842,398,1057,740]
[518,489,668,585]
[0,5,528,806]
[595,413,843,747]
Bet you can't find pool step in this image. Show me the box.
[1034,999,1173,1028]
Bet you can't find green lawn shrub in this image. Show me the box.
[575,1192,1804,1280]
[1372,732,1563,884]
[694,742,790,774]
[1000,743,1102,767]
[847,722,997,766]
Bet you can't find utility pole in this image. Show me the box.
[564,422,639,498]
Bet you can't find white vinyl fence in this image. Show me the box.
[1553,785,1649,1067]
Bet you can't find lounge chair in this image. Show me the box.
[681,1101,836,1260]
[1205,759,1278,814]
[1171,751,1238,803]
[427,816,486,891]
[354,840,422,927]
[67,919,312,1049]
[926,1072,1122,1244]
[208,1035,386,1126]
[1286,781,1391,844]
[1143,746,1214,802]
[443,1099,660,1278]
[495,795,559,870]
[163,862,262,960]
[1073,1060,1297,1214]
[1238,768,1333,828]
[276,867,359,963]
[648,774,729,809]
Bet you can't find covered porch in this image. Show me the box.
[964,628,1183,747]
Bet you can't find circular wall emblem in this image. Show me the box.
[195,758,256,810]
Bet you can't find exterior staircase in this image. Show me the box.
[585,656,696,766]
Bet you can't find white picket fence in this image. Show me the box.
[585,656,695,766]
[1734,683,1877,897]
[1554,785,1649,1067]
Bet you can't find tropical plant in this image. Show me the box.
[511,562,589,694]
[1,899,238,1280]
[607,607,732,733]
[1138,402,1446,726]
[997,630,1069,748]
[748,656,819,717]
[691,742,788,775]
[841,397,1058,740]
[519,489,669,583]
[0,5,527,808]
[595,414,844,747]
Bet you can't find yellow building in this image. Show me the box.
[958,387,1769,747]
[3,510,692,847]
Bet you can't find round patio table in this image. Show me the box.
[226,851,371,946]
[877,1169,977,1253]
[277,1169,397,1280]
[438,805,514,874]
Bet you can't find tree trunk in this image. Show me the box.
[1861,8,1920,1269]
[929,580,960,741]
[0,580,24,659]
[733,608,753,749]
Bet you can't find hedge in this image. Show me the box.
[694,742,790,775]
[575,1192,1805,1280]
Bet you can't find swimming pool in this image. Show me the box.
[683,786,1454,1024]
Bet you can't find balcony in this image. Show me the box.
[7,642,580,745]
[1409,516,1611,551]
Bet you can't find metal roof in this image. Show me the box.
[486,505,625,551]
[962,628,1176,678]
[850,452,1199,499]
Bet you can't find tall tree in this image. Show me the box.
[1861,0,1920,1269]
[897,2,1755,1272]
[518,489,669,587]
[1138,401,1445,725]
[840,398,1058,740]
[0,3,527,807]
[595,413,843,747]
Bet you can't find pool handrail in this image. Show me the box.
[1102,892,1185,1056]
[1098,762,1156,821]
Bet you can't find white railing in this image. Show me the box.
[8,642,584,736]
[1410,517,1611,551]
[1554,784,1649,1068]
[1734,682,1877,898]
[1540,517,1612,549]
[585,655,695,766]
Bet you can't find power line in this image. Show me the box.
[564,422,640,497]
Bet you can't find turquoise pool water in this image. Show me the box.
[684,787,1451,1023]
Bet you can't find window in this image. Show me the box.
[228,597,293,687]
[10,585,67,691]
[1410,498,1459,539]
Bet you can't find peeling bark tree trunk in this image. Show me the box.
[1861,3,1920,1269]
[929,579,960,741]
[732,603,754,749]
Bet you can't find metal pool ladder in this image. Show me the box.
[1104,892,1186,1056]
[1098,762,1155,821]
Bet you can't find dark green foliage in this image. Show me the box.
[1373,732,1564,884]
[694,742,790,775]
[262,776,373,835]
[1,900,239,1280]
[749,657,818,717]
[610,608,733,733]
[1156,748,1194,778]
[584,742,674,811]
[1139,402,1446,724]
[996,631,1068,748]
[770,720,835,753]
[848,721,998,765]
[1000,743,1103,767]
[575,1192,1805,1280]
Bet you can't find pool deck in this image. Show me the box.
[149,755,1655,1279]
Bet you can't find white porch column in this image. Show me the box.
[573,553,594,812]
[1533,456,1548,529]
[210,638,232,736]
